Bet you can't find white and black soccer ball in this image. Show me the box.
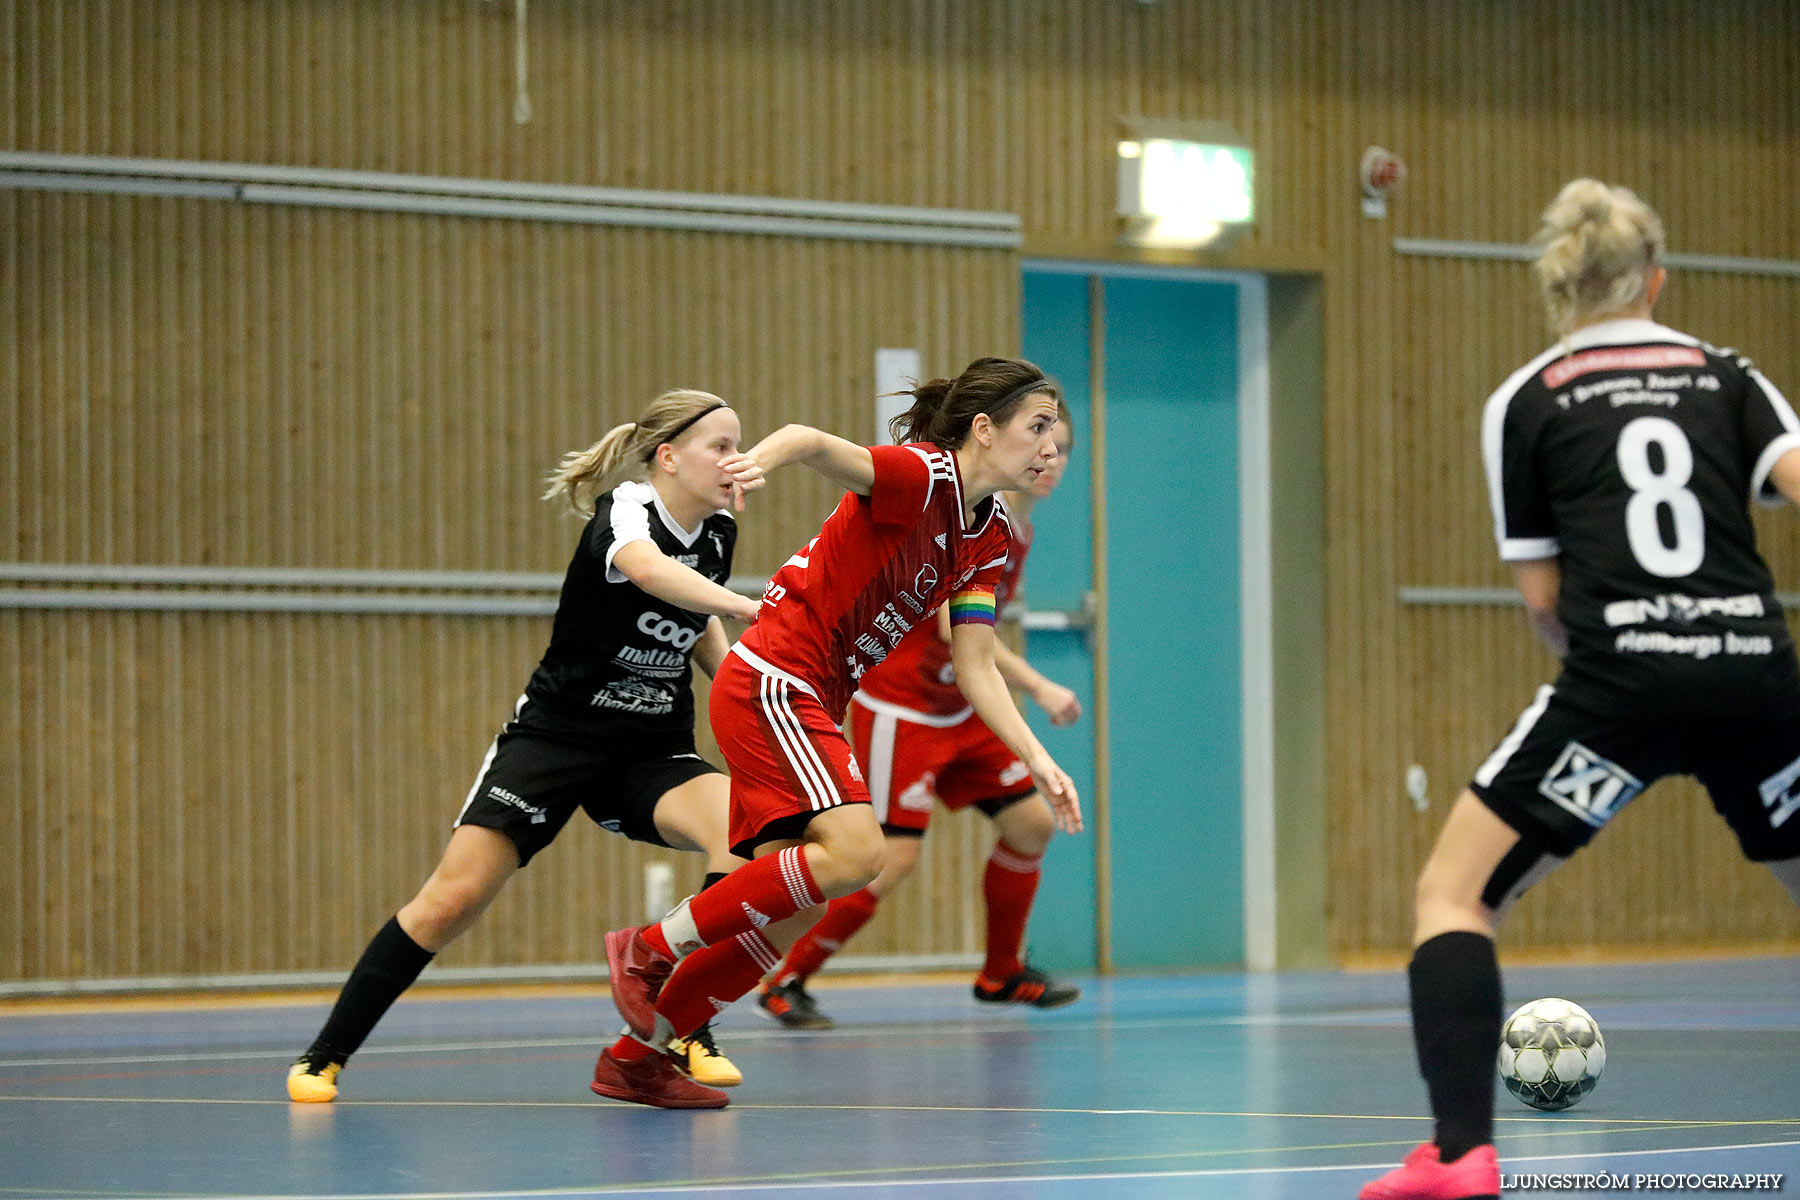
[1497,997,1606,1111]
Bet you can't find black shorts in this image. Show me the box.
[454,701,721,867]
[878,790,1037,839]
[1470,658,1800,862]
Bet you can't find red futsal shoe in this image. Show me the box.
[605,926,675,1040]
[590,1047,728,1110]
[1358,1142,1499,1200]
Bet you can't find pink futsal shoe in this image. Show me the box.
[605,926,675,1040]
[1358,1142,1499,1200]
[591,1047,728,1110]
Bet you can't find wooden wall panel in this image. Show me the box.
[1,190,1015,982]
[6,0,1800,979]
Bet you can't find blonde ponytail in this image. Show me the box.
[1532,179,1666,336]
[542,389,730,517]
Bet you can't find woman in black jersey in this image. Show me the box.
[287,389,762,1104]
[1364,181,1800,1200]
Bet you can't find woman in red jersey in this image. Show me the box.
[591,356,1081,1109]
[760,414,1083,1029]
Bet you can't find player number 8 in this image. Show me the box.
[1616,416,1705,578]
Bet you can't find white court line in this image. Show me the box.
[75,1138,1800,1200]
[0,1009,1423,1069]
[5,1096,1784,1130]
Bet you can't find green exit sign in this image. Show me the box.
[1120,139,1254,223]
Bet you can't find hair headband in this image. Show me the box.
[990,376,1054,413]
[643,403,729,461]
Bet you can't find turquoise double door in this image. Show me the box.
[1020,263,1261,972]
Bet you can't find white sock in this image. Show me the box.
[659,896,704,958]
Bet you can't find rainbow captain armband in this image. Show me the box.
[948,584,998,627]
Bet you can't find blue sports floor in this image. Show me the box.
[2,958,1797,1199]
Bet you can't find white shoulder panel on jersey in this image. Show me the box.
[603,481,657,584]
[1749,369,1800,508]
[1481,343,1565,561]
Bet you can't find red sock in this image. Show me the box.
[609,1034,652,1062]
[776,887,879,984]
[655,929,783,1039]
[981,842,1042,981]
[654,846,823,955]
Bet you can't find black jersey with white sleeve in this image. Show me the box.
[1483,317,1800,671]
[523,481,737,740]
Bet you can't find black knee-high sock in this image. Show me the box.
[306,916,434,1064]
[1409,931,1502,1162]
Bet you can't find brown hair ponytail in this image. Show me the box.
[888,357,1060,449]
[542,388,728,517]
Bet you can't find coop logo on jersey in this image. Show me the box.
[1757,752,1800,830]
[1603,592,1765,627]
[1538,742,1644,829]
[637,610,700,650]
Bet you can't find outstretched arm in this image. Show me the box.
[937,598,1080,726]
[612,541,761,621]
[950,621,1082,833]
[992,637,1082,726]
[717,424,875,508]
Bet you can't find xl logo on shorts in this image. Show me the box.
[637,611,699,650]
[1757,753,1800,830]
[1538,742,1644,829]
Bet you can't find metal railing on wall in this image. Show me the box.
[0,562,1093,627]
[0,151,1024,249]
[1394,237,1800,279]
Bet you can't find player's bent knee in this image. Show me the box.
[997,797,1054,855]
[808,830,886,895]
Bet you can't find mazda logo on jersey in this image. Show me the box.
[1538,742,1644,829]
[637,611,700,650]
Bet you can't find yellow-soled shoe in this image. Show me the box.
[676,1024,742,1088]
[286,1054,343,1103]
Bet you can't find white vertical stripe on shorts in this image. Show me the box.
[865,709,898,824]
[766,676,835,816]
[773,675,844,812]
[759,673,839,812]
[1473,684,1555,788]
[454,694,528,827]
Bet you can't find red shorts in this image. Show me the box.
[849,695,1035,835]
[710,648,870,858]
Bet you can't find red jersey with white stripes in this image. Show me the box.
[855,520,1034,719]
[735,443,1013,720]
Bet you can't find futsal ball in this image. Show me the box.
[1497,997,1606,1111]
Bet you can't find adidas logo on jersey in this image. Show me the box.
[1538,741,1644,829]
[741,902,772,929]
[935,533,947,549]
